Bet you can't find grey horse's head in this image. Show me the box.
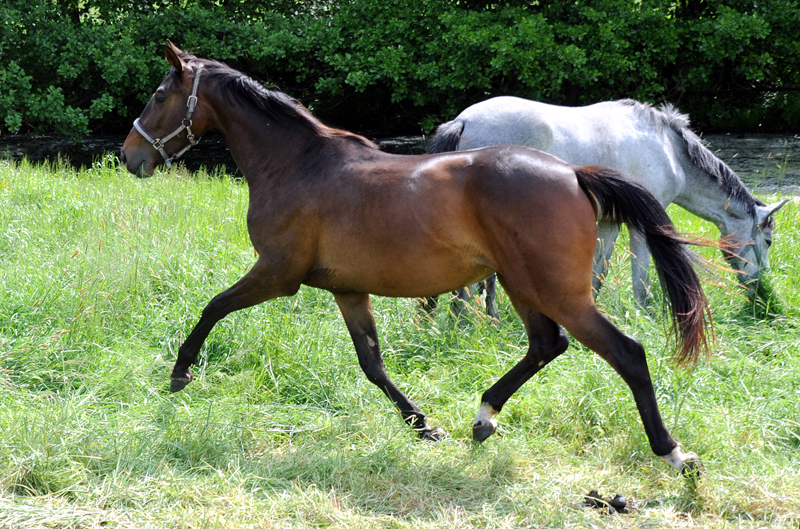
[726,199,789,287]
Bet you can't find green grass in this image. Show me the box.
[1,157,799,528]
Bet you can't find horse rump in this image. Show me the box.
[428,120,464,154]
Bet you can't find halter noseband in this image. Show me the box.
[133,65,204,168]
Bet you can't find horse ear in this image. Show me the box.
[756,198,790,227]
[164,41,187,75]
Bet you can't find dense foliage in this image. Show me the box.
[1,0,799,136]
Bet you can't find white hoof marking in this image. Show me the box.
[661,446,700,471]
[473,403,499,429]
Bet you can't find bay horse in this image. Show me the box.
[429,96,787,316]
[120,43,711,473]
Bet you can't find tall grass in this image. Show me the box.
[1,158,799,528]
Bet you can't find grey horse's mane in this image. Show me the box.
[619,99,761,211]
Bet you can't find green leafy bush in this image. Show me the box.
[1,0,797,136]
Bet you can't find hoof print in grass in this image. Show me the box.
[583,490,630,514]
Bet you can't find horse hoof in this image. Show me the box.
[170,371,193,393]
[472,421,496,443]
[681,457,704,479]
[662,446,702,477]
[419,427,447,441]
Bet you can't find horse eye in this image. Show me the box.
[766,238,773,247]
[154,94,166,104]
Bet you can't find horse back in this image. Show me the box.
[455,97,686,204]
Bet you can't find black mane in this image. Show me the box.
[177,55,377,149]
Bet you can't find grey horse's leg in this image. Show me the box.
[452,287,471,318]
[592,221,620,298]
[484,274,499,321]
[455,279,499,321]
[421,296,438,312]
[629,228,651,309]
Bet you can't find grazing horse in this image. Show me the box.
[429,96,788,315]
[120,43,711,473]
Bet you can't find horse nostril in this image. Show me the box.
[119,149,127,164]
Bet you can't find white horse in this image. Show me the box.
[429,96,788,314]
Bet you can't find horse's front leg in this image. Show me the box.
[334,292,445,440]
[170,257,298,392]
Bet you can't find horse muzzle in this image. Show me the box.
[120,138,159,178]
[730,254,762,287]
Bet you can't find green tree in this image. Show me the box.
[0,0,797,136]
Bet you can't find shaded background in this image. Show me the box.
[1,0,798,138]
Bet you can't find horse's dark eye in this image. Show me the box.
[155,94,166,104]
[766,238,773,247]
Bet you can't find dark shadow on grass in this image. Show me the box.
[736,278,785,322]
[152,426,517,518]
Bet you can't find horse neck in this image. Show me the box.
[208,94,324,187]
[674,161,754,238]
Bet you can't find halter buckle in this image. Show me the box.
[186,125,197,145]
[133,65,204,166]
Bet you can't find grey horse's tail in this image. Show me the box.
[428,120,464,153]
[575,165,711,367]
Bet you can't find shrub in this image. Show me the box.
[1,0,797,136]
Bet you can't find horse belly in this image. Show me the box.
[306,248,494,298]
[308,218,495,298]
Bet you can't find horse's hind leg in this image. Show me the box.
[629,228,651,309]
[334,292,444,440]
[452,278,499,321]
[592,221,620,297]
[421,296,438,313]
[563,306,700,473]
[473,299,569,441]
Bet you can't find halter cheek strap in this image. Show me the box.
[749,214,765,269]
[728,214,766,275]
[133,65,204,168]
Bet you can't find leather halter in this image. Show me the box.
[726,213,766,276]
[749,213,766,270]
[133,65,204,168]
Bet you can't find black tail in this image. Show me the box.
[428,120,464,153]
[575,165,711,366]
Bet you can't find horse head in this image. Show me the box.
[120,42,214,177]
[725,199,789,287]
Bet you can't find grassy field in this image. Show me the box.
[1,156,799,528]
